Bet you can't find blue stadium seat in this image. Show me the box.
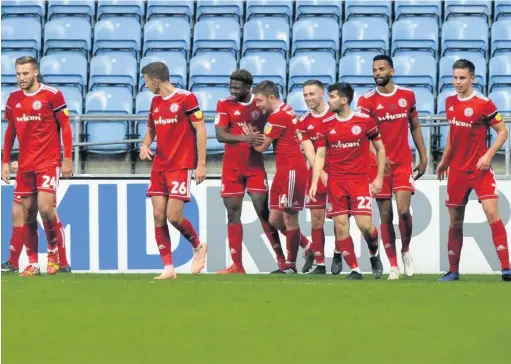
[338,52,380,86]
[495,0,511,20]
[85,88,132,153]
[1,51,27,85]
[40,53,88,93]
[444,0,492,21]
[89,54,138,92]
[1,1,45,21]
[488,90,511,151]
[192,18,241,58]
[410,88,435,116]
[489,55,511,92]
[352,86,371,109]
[286,90,308,114]
[97,1,145,21]
[394,1,442,22]
[240,53,287,94]
[93,18,142,58]
[43,18,92,57]
[135,90,156,150]
[143,18,191,58]
[196,1,244,22]
[48,1,96,21]
[345,1,392,22]
[393,54,437,92]
[391,18,439,58]
[189,53,237,90]
[59,86,83,115]
[243,18,290,58]
[194,87,228,117]
[439,54,486,93]
[246,1,293,22]
[139,53,187,90]
[295,1,343,22]
[1,86,18,150]
[1,18,41,59]
[292,18,340,58]
[205,122,225,153]
[146,0,195,22]
[341,18,389,55]
[288,53,336,92]
[491,20,511,56]
[441,17,489,57]
[436,90,457,150]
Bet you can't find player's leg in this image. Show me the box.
[376,198,398,274]
[332,214,362,279]
[280,209,301,273]
[54,211,71,271]
[18,195,41,276]
[152,195,176,280]
[1,199,26,273]
[217,195,246,274]
[307,207,326,274]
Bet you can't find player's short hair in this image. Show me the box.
[15,56,38,69]
[252,80,280,98]
[230,69,253,86]
[303,79,324,89]
[452,59,475,76]
[373,54,394,68]
[327,82,354,104]
[141,62,170,81]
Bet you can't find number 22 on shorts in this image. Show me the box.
[357,196,372,210]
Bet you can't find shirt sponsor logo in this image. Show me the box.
[377,112,408,122]
[448,117,472,128]
[16,114,41,122]
[154,116,178,125]
[331,140,361,149]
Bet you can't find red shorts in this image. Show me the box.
[326,179,373,217]
[305,168,327,209]
[146,169,193,202]
[14,166,60,196]
[369,163,415,199]
[269,168,307,211]
[221,168,268,197]
[446,169,499,207]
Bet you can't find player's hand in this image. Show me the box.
[413,157,428,180]
[246,133,265,146]
[320,171,328,187]
[384,158,395,176]
[62,158,73,178]
[139,145,153,161]
[436,161,448,181]
[11,161,18,174]
[308,183,318,202]
[195,164,206,185]
[476,153,492,171]
[370,177,383,196]
[1,163,10,184]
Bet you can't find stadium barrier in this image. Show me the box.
[1,179,510,275]
[71,114,511,176]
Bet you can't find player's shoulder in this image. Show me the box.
[474,92,492,104]
[395,85,415,97]
[6,88,23,101]
[298,110,310,122]
[41,83,60,95]
[217,96,235,105]
[359,88,377,100]
[353,111,370,120]
[322,114,336,123]
[444,91,459,104]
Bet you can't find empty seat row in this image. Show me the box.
[3,1,511,24]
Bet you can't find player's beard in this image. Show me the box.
[374,75,391,87]
[19,76,35,91]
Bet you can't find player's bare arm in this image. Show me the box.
[409,116,428,180]
[54,104,73,177]
[192,119,207,184]
[2,107,17,184]
[139,127,155,161]
[437,128,451,181]
[309,146,326,202]
[477,120,508,171]
[370,138,386,196]
[216,125,264,146]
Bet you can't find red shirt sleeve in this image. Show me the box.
[483,98,501,126]
[214,99,229,127]
[51,90,73,159]
[314,122,328,148]
[184,92,203,123]
[357,96,372,115]
[265,113,286,140]
[408,91,418,119]
[296,116,310,142]
[365,117,380,140]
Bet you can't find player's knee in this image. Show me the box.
[397,208,411,221]
[166,210,183,226]
[12,204,25,226]
[153,209,166,226]
[311,212,325,229]
[38,204,54,221]
[226,206,242,224]
[334,221,349,239]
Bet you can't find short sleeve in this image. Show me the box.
[365,117,380,140]
[408,91,418,119]
[51,90,68,113]
[184,92,203,122]
[214,100,229,127]
[357,96,372,115]
[314,122,329,148]
[483,98,501,126]
[296,119,310,142]
[265,122,285,140]
[147,98,156,129]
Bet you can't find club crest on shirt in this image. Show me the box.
[351,125,362,135]
[32,100,42,110]
[464,107,473,117]
[398,98,407,108]
[251,110,260,120]
[170,103,179,113]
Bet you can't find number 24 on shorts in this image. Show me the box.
[42,175,57,189]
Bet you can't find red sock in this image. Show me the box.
[56,222,69,267]
[43,215,59,252]
[311,228,325,264]
[448,227,463,273]
[227,223,243,266]
[338,236,359,269]
[365,227,379,256]
[399,216,413,253]
[490,220,510,270]
[175,218,200,249]
[381,223,398,267]
[8,226,25,268]
[300,233,311,251]
[261,220,285,261]
[26,222,39,265]
[155,225,172,266]
[285,228,301,265]
[334,225,341,252]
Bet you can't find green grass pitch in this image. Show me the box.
[2,274,510,364]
